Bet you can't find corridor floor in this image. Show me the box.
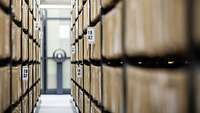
[36,95,78,113]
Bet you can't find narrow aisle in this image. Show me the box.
[37,95,77,113]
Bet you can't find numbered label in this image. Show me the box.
[76,65,82,78]
[22,66,28,81]
[35,21,40,30]
[71,45,76,54]
[87,27,96,45]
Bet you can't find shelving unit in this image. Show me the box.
[0,0,41,113]
[71,0,200,113]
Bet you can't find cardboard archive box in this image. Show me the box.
[103,65,111,111]
[79,39,84,61]
[29,65,33,88]
[12,22,21,61]
[33,42,36,61]
[22,32,28,61]
[76,19,79,40]
[75,0,79,19]
[102,2,123,59]
[12,66,21,104]
[125,0,187,57]
[78,90,84,113]
[79,11,83,36]
[83,0,90,29]
[91,22,101,60]
[84,95,91,113]
[75,42,79,61]
[75,86,79,106]
[79,0,83,12]
[29,0,33,11]
[126,66,188,113]
[29,39,33,61]
[103,66,123,113]
[91,65,101,102]
[84,64,90,93]
[71,83,76,99]
[29,90,33,113]
[76,64,84,88]
[91,0,101,21]
[0,10,10,59]
[0,67,10,113]
[13,0,22,21]
[29,11,33,36]
[22,95,28,113]
[22,1,28,30]
[84,35,90,60]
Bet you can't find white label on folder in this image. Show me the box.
[87,27,95,45]
[76,65,82,78]
[35,21,40,30]
[22,66,29,81]
[71,45,75,54]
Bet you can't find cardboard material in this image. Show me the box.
[91,0,101,21]
[84,95,90,113]
[29,91,33,113]
[83,0,90,29]
[125,0,187,56]
[102,0,118,8]
[13,0,22,21]
[29,39,33,61]
[0,10,11,59]
[22,96,28,113]
[103,66,112,111]
[76,0,79,18]
[12,22,21,61]
[12,66,21,104]
[84,64,90,93]
[29,11,33,35]
[79,90,84,113]
[29,65,33,88]
[76,86,79,106]
[22,32,28,61]
[79,11,83,36]
[91,65,101,102]
[71,83,76,98]
[79,0,83,12]
[84,35,90,60]
[29,0,33,10]
[22,1,28,30]
[126,66,188,113]
[33,43,36,61]
[0,67,11,112]
[79,38,83,61]
[110,67,123,113]
[103,2,123,59]
[91,22,101,60]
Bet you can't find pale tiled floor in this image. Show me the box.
[36,95,78,113]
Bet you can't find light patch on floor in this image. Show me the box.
[36,95,77,113]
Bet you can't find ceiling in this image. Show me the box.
[40,0,71,5]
